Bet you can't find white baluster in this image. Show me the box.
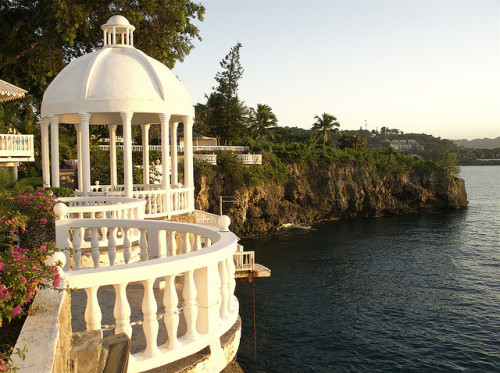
[113,283,132,337]
[183,270,199,340]
[108,226,117,266]
[219,260,229,320]
[216,264,222,326]
[206,238,212,248]
[139,228,148,261]
[182,232,191,254]
[91,227,100,268]
[227,257,237,312]
[168,231,177,256]
[84,286,102,330]
[73,227,82,270]
[141,278,160,357]
[194,234,202,252]
[163,275,180,349]
[123,227,131,263]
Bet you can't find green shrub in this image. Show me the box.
[48,187,75,197]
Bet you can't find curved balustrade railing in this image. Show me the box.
[58,197,146,251]
[76,185,194,218]
[0,134,34,161]
[54,208,239,373]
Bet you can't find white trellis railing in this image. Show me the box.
[54,205,239,373]
[0,134,34,161]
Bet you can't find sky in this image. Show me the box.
[172,0,500,140]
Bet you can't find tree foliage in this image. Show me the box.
[249,104,278,141]
[194,43,248,144]
[311,113,340,145]
[338,133,367,150]
[0,0,205,105]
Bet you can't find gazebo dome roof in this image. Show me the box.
[41,16,193,125]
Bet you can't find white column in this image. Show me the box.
[50,115,60,187]
[160,114,171,215]
[183,116,195,211]
[141,124,151,185]
[75,124,83,191]
[40,118,50,187]
[79,113,91,196]
[108,125,118,188]
[10,164,18,181]
[170,121,178,186]
[121,112,134,198]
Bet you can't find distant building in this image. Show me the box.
[389,139,424,151]
[179,131,217,147]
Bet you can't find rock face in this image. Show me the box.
[195,163,468,237]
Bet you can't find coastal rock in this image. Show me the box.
[194,163,468,237]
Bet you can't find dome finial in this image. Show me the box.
[101,15,135,47]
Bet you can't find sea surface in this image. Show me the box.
[235,165,500,372]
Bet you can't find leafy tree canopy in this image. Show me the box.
[0,0,205,106]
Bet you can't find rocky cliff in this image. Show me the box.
[195,163,468,237]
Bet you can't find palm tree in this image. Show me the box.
[249,104,278,141]
[312,113,340,145]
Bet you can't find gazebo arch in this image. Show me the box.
[40,15,195,217]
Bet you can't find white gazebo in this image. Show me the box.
[40,15,195,217]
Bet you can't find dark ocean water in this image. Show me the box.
[235,165,500,372]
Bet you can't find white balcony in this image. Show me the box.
[0,133,34,163]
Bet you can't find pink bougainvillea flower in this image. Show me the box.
[0,360,8,371]
[11,305,22,317]
[0,262,4,272]
[39,218,48,225]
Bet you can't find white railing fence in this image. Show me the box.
[237,154,262,165]
[54,205,239,373]
[0,134,34,161]
[57,197,146,252]
[75,185,193,218]
[194,153,217,165]
[233,251,254,272]
[98,145,250,153]
[194,210,220,228]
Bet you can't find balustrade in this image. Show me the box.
[75,185,192,218]
[54,205,239,372]
[58,197,145,253]
[0,134,34,161]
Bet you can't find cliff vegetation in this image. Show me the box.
[194,143,468,237]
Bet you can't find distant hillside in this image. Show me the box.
[453,137,500,149]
